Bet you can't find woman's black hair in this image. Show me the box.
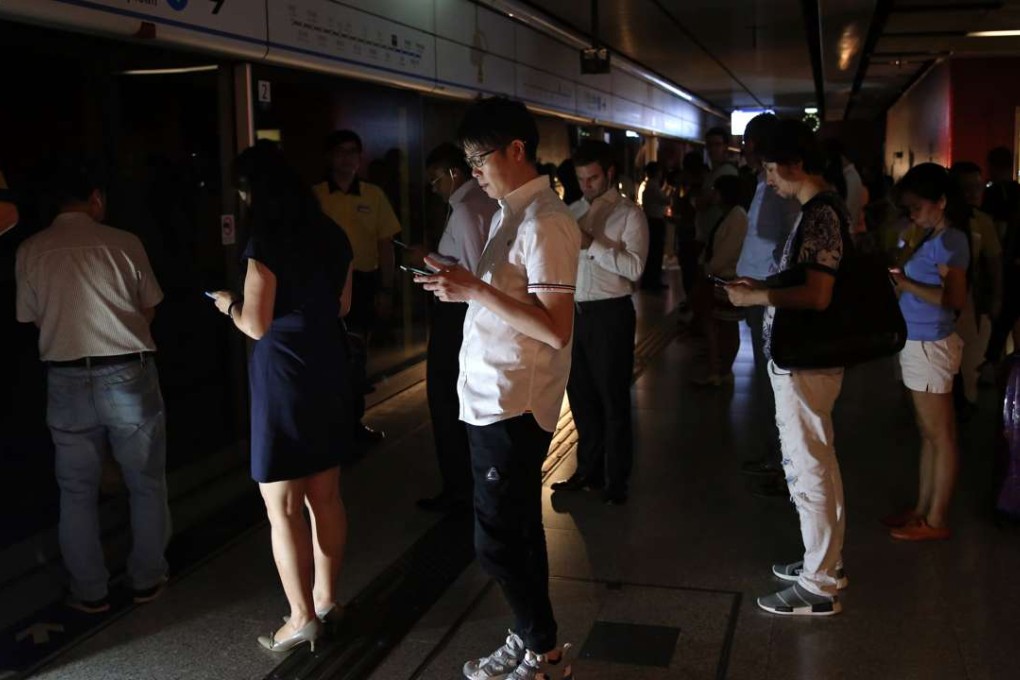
[235,140,345,292]
[895,162,972,232]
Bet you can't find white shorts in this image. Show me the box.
[899,334,964,394]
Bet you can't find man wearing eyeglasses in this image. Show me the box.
[414,142,497,513]
[415,97,579,680]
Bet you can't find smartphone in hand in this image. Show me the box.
[399,264,432,276]
[203,291,216,299]
[707,274,730,286]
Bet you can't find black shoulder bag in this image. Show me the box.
[768,193,908,370]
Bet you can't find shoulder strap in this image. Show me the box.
[902,227,937,266]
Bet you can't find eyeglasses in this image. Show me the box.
[428,175,444,189]
[464,147,500,170]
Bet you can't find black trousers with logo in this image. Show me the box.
[426,301,471,499]
[466,415,557,653]
[566,296,636,494]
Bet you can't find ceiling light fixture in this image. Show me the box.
[120,65,219,75]
[967,29,1020,37]
[804,106,819,114]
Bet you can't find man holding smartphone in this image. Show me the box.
[414,143,497,512]
[551,140,648,505]
[416,97,579,680]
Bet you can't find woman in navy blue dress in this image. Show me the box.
[211,141,353,653]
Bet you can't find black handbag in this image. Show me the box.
[768,193,907,370]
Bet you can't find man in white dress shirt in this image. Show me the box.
[416,142,498,512]
[417,97,579,680]
[551,141,648,505]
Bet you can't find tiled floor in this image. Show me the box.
[28,281,1020,679]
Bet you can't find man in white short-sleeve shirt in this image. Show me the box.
[417,97,579,680]
[15,159,170,614]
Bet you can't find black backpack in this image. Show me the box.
[768,192,908,370]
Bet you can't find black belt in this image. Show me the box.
[575,295,631,310]
[47,352,154,368]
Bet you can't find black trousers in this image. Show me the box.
[745,305,781,463]
[566,297,636,494]
[426,301,471,499]
[640,217,666,289]
[467,415,557,653]
[347,269,380,339]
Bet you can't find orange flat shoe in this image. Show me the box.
[890,519,951,541]
[881,508,920,528]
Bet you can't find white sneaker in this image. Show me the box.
[463,631,525,679]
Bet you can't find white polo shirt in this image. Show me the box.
[458,175,581,432]
[437,179,498,275]
[570,190,649,302]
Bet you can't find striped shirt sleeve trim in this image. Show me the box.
[528,282,576,292]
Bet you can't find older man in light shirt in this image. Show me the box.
[551,140,648,505]
[16,158,169,613]
[414,142,498,512]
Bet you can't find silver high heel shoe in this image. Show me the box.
[257,618,322,653]
[283,603,343,624]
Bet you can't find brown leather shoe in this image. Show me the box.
[890,519,951,541]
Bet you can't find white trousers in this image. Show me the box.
[769,361,845,597]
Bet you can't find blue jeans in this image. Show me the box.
[46,358,170,600]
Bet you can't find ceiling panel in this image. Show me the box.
[532,0,814,113]
[514,0,1020,125]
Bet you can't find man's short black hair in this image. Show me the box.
[456,97,539,163]
[987,146,1012,171]
[48,155,106,208]
[743,113,778,153]
[713,174,741,206]
[950,161,982,177]
[572,140,615,174]
[706,126,731,147]
[762,119,824,174]
[645,161,662,178]
[426,142,470,176]
[324,129,363,153]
